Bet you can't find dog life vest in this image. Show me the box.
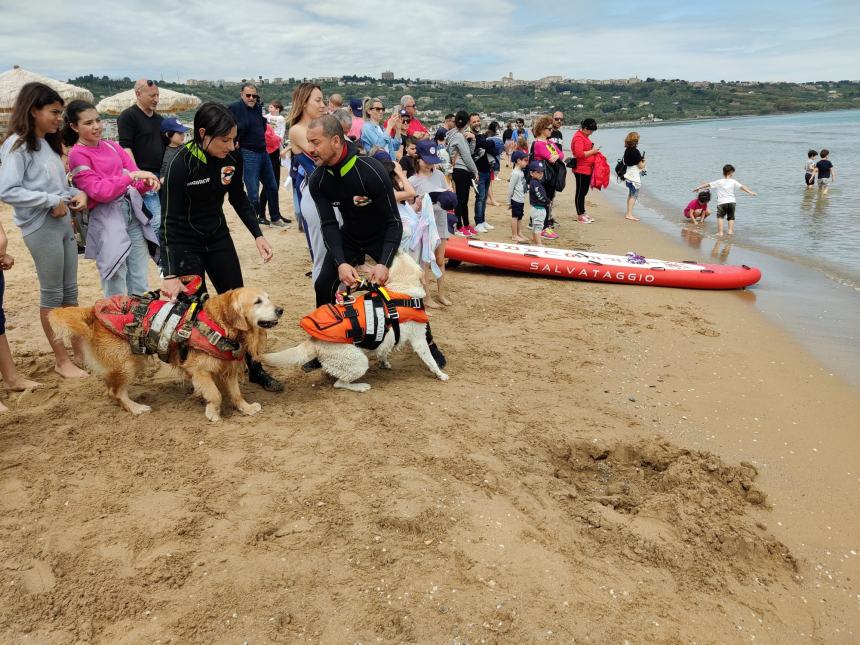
[93,275,243,363]
[300,287,428,350]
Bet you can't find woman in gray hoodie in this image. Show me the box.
[0,83,89,378]
[445,110,479,236]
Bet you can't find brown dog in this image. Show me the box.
[49,288,282,421]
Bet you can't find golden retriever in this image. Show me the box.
[263,253,448,392]
[49,288,282,421]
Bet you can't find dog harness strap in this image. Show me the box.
[145,301,178,354]
[342,301,365,344]
[389,297,424,310]
[157,300,191,362]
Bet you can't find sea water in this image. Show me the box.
[560,110,860,384]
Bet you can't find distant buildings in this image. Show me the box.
[381,71,394,81]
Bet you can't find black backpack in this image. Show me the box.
[614,158,626,182]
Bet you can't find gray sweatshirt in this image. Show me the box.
[445,128,478,176]
[0,134,79,236]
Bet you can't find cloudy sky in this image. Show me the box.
[1,0,856,83]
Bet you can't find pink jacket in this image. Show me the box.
[571,130,596,175]
[68,140,148,208]
[532,139,563,162]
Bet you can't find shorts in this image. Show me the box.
[805,172,815,186]
[818,177,832,187]
[530,205,547,232]
[625,180,640,199]
[510,201,524,220]
[716,203,736,220]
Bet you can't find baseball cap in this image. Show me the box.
[528,160,544,172]
[429,190,458,211]
[435,127,447,141]
[349,98,363,118]
[416,140,443,165]
[160,116,188,133]
[511,151,528,163]
[372,150,392,163]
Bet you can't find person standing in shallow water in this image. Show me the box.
[622,131,645,222]
[0,82,89,378]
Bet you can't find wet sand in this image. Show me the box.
[0,171,858,644]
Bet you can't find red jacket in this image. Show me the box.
[571,130,596,175]
[590,153,610,190]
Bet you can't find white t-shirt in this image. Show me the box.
[265,114,286,139]
[709,178,742,205]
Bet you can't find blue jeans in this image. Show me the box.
[474,171,491,224]
[142,190,161,235]
[241,149,282,222]
[101,199,150,297]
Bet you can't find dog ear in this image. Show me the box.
[229,298,250,331]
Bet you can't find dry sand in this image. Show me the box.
[1,168,858,644]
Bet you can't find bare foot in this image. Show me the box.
[425,298,442,309]
[515,235,530,243]
[54,362,89,379]
[437,295,453,306]
[0,400,8,412]
[625,215,640,221]
[4,377,39,392]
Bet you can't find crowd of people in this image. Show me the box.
[0,77,662,410]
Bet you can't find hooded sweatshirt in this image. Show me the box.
[0,134,80,236]
[445,128,478,176]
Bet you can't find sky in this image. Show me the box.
[1,0,856,84]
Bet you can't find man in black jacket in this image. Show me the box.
[228,83,286,227]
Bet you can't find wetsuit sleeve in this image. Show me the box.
[309,169,348,266]
[159,152,189,276]
[226,155,263,239]
[365,159,404,268]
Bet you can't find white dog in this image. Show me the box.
[263,253,449,392]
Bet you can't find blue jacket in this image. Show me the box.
[360,122,401,160]
[228,100,266,153]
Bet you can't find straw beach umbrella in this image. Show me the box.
[0,65,94,137]
[96,87,201,116]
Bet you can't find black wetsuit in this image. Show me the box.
[308,142,403,306]
[160,142,263,293]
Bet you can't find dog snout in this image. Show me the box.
[274,306,284,318]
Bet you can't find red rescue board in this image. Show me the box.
[444,238,761,290]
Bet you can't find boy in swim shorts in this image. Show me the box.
[815,149,835,194]
[692,164,756,236]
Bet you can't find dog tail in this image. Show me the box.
[48,306,96,343]
[262,341,317,369]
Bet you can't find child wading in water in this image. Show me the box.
[815,149,835,194]
[683,191,711,224]
[0,220,40,411]
[804,149,818,190]
[507,151,529,242]
[693,164,756,236]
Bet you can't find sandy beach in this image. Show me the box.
[1,169,858,644]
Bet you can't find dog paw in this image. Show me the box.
[352,383,371,392]
[128,403,152,415]
[241,402,262,416]
[437,372,449,382]
[378,360,392,369]
[205,406,221,422]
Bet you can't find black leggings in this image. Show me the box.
[574,173,591,216]
[169,233,244,294]
[452,168,473,229]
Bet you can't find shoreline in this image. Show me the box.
[1,181,858,642]
[592,106,860,130]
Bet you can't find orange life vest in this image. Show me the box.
[93,276,243,362]
[300,288,428,349]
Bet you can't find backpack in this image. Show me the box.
[529,141,566,193]
[614,157,626,182]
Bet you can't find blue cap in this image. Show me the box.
[528,160,544,172]
[435,127,447,141]
[430,190,458,211]
[416,140,443,165]
[372,150,391,163]
[511,151,528,163]
[349,98,363,118]
[160,116,188,133]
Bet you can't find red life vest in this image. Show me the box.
[93,276,243,362]
[590,152,610,190]
[300,289,428,349]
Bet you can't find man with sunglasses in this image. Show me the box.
[118,79,165,235]
[400,95,428,141]
[228,83,286,227]
[550,112,565,150]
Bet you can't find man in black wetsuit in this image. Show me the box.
[306,115,403,307]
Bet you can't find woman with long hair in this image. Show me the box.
[444,110,479,237]
[360,97,401,161]
[64,100,160,297]
[286,83,326,243]
[0,82,89,378]
[159,101,280,392]
[571,118,600,223]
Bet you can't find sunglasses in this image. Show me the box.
[370,106,385,111]
[244,93,260,99]
[554,117,564,121]
[146,79,158,87]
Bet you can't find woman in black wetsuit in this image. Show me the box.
[159,102,281,392]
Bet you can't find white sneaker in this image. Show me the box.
[474,223,489,233]
[485,222,495,230]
